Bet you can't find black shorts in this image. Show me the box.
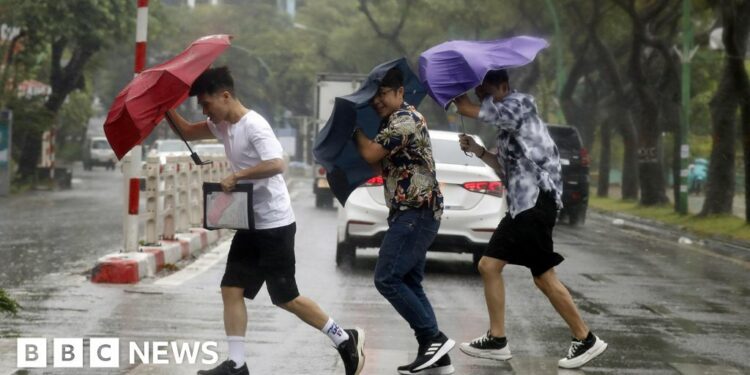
[485,191,564,277]
[221,222,300,305]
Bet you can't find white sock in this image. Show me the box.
[322,318,350,347]
[227,336,245,368]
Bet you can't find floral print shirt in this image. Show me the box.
[478,92,563,218]
[373,102,444,219]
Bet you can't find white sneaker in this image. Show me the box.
[558,333,607,369]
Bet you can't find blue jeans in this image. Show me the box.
[374,207,440,344]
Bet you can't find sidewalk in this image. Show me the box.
[601,185,746,218]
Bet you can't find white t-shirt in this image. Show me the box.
[207,110,295,230]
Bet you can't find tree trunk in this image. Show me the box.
[591,25,640,200]
[597,117,611,197]
[743,96,750,221]
[621,120,640,200]
[701,0,750,216]
[16,39,95,179]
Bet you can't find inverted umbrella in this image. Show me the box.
[103,34,232,160]
[419,36,548,109]
[313,57,426,205]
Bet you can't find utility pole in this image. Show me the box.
[676,0,696,214]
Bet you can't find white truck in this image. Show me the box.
[313,73,367,208]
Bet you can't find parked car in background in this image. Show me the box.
[83,136,117,170]
[336,130,506,268]
[193,142,225,156]
[547,124,590,226]
[148,139,191,164]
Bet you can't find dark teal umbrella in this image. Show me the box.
[313,57,426,205]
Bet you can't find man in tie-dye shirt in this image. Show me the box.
[453,69,607,369]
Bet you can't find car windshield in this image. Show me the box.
[547,127,581,150]
[92,140,110,150]
[156,140,189,153]
[432,138,485,167]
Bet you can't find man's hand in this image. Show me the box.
[220,173,238,193]
[452,94,480,119]
[459,134,484,155]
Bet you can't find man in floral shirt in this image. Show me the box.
[454,69,607,369]
[353,67,454,375]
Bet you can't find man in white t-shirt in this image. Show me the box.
[168,67,364,375]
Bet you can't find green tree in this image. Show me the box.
[8,0,132,180]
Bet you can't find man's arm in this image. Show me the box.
[454,94,521,131]
[166,109,215,141]
[454,94,480,119]
[220,158,285,192]
[458,133,503,175]
[353,128,389,164]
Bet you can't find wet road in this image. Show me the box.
[1,174,749,374]
[0,163,125,287]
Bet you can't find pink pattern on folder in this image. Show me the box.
[207,193,235,226]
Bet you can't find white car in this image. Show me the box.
[194,143,225,156]
[148,139,192,164]
[83,136,117,170]
[336,130,506,268]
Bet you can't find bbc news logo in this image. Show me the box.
[17,338,219,368]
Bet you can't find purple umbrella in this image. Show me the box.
[419,36,549,109]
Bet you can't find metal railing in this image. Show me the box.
[140,155,230,245]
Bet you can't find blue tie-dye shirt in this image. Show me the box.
[478,91,563,218]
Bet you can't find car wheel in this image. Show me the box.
[569,205,587,226]
[315,193,333,208]
[336,242,356,267]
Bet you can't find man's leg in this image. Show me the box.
[278,295,328,330]
[535,268,608,368]
[222,287,248,336]
[374,219,438,341]
[222,286,247,369]
[458,256,512,361]
[477,256,507,338]
[532,268,588,339]
[277,294,365,375]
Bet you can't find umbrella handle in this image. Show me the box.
[164,111,213,166]
[459,115,472,158]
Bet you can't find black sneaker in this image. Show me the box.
[197,359,249,375]
[397,354,455,374]
[558,332,607,369]
[459,331,512,360]
[397,332,455,374]
[337,328,365,375]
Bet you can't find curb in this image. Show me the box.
[589,208,750,262]
[90,228,226,284]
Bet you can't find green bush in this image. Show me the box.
[0,288,21,316]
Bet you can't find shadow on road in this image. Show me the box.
[336,252,479,276]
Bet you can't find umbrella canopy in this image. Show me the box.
[313,57,426,205]
[419,36,549,109]
[104,34,232,159]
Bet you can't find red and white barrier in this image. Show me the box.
[91,228,225,284]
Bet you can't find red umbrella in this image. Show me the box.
[104,34,232,159]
